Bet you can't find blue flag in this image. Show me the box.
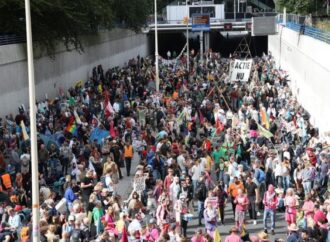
[89,128,109,144]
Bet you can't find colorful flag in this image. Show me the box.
[257,123,273,139]
[65,117,78,136]
[20,121,29,141]
[260,107,270,129]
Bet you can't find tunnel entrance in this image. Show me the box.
[149,31,268,58]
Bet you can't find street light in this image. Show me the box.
[154,0,160,92]
[24,0,40,241]
[186,0,189,73]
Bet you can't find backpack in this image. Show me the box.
[195,184,205,200]
[256,169,265,183]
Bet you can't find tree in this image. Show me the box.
[0,0,163,56]
[276,0,326,15]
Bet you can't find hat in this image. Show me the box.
[287,223,299,231]
[230,226,239,233]
[14,205,23,212]
[68,215,75,221]
[257,231,269,241]
[149,218,156,224]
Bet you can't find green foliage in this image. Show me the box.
[276,0,325,15]
[0,0,161,56]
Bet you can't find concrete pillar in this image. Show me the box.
[204,31,210,51]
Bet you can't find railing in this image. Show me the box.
[0,35,26,46]
[277,14,330,45]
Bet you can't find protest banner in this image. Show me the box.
[230,59,253,82]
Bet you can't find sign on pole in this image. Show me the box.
[230,59,253,82]
[192,14,210,32]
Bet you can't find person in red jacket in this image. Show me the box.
[263,184,278,235]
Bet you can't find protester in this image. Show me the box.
[0,51,328,242]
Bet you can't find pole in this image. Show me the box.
[24,0,40,241]
[200,30,203,58]
[237,0,240,13]
[234,0,236,20]
[154,0,160,92]
[186,0,189,73]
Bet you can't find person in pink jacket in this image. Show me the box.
[284,188,297,225]
[263,184,278,235]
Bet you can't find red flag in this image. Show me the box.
[121,226,129,242]
[199,110,205,126]
[215,118,224,135]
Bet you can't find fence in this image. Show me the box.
[277,14,330,45]
[0,35,26,46]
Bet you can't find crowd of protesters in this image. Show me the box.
[0,50,328,242]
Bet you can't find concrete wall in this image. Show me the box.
[0,29,149,117]
[268,25,330,136]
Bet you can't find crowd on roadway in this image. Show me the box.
[0,50,329,242]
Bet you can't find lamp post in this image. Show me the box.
[24,0,40,241]
[154,0,160,92]
[186,0,189,73]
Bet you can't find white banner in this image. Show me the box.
[230,59,253,82]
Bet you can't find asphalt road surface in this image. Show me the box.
[116,153,289,241]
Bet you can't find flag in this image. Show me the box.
[214,228,221,242]
[199,110,205,126]
[104,96,114,118]
[89,128,109,144]
[73,110,82,125]
[215,118,224,135]
[92,115,100,128]
[121,226,128,242]
[65,117,78,136]
[109,121,116,138]
[260,107,270,129]
[20,121,29,141]
[176,110,185,126]
[257,123,273,139]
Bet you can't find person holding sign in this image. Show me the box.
[204,200,218,238]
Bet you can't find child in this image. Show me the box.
[277,190,285,212]
[147,191,157,218]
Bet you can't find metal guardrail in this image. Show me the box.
[278,15,330,45]
[0,35,26,46]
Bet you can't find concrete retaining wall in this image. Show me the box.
[268,25,330,136]
[0,29,149,117]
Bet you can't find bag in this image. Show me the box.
[195,185,204,200]
[257,169,265,183]
[55,198,67,214]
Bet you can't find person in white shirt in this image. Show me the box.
[190,159,204,194]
